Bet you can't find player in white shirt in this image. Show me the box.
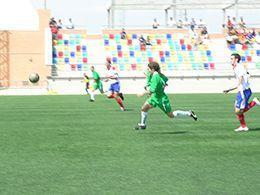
[105,58,125,111]
[224,53,260,132]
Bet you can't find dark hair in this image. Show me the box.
[231,53,241,63]
[148,62,160,72]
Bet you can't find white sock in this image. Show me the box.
[141,111,148,125]
[90,92,95,100]
[173,110,191,118]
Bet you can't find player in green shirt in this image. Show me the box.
[89,66,104,102]
[135,62,197,130]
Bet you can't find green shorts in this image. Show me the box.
[93,81,103,92]
[147,94,172,114]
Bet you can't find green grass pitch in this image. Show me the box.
[0,94,260,194]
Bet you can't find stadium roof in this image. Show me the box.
[109,0,260,10]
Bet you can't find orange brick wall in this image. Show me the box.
[7,9,51,87]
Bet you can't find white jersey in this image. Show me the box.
[233,64,250,91]
[107,68,119,85]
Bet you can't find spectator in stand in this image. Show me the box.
[139,35,146,46]
[177,19,183,28]
[239,17,246,28]
[49,17,58,40]
[146,36,152,46]
[120,28,127,39]
[237,28,247,44]
[226,16,233,30]
[49,17,57,26]
[200,26,209,40]
[247,29,256,40]
[168,17,176,27]
[190,18,196,31]
[152,18,159,29]
[57,19,63,30]
[66,18,74,29]
[232,17,237,28]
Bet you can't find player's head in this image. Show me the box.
[148,62,160,73]
[231,53,241,66]
[90,66,95,72]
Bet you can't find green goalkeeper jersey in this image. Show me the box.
[92,71,100,82]
[149,72,168,97]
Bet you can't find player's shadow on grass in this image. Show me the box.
[249,127,260,131]
[148,131,187,135]
[116,108,135,111]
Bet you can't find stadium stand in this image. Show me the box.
[53,33,89,72]
[103,32,215,72]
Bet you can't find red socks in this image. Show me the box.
[116,97,124,108]
[237,114,246,128]
[108,93,124,108]
[243,101,256,113]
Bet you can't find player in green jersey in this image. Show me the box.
[135,62,197,130]
[89,66,104,102]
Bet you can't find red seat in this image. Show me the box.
[58,51,63,57]
[156,39,161,45]
[159,51,164,57]
[242,44,247,50]
[83,58,88,63]
[76,45,81,52]
[57,34,63,40]
[210,63,215,69]
[141,45,146,51]
[127,39,132,45]
[180,39,185,45]
[71,64,76,71]
[246,56,252,62]
[109,34,114,39]
[118,51,123,58]
[131,64,137,70]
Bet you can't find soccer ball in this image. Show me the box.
[29,73,40,83]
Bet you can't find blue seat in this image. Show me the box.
[204,63,209,69]
[104,40,109,46]
[166,34,171,39]
[160,57,165,63]
[112,57,118,63]
[230,44,236,50]
[206,50,211,56]
[65,58,69,64]
[132,34,137,39]
[52,52,57,58]
[70,52,75,57]
[82,45,87,52]
[241,56,246,62]
[181,45,186,51]
[77,64,82,71]
[130,51,135,57]
[165,51,170,57]
[117,45,122,51]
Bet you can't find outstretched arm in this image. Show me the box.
[223,76,243,94]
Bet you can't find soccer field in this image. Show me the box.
[0,94,259,194]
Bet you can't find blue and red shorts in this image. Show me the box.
[235,88,252,109]
[109,82,120,93]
